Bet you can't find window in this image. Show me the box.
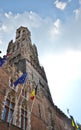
[21,108,27,130]
[2,99,15,123]
[13,46,15,52]
[38,104,41,118]
[7,109,13,123]
[2,106,8,121]
[16,30,20,39]
[22,89,27,98]
[48,108,54,129]
[17,42,20,49]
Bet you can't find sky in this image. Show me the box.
[0,0,81,123]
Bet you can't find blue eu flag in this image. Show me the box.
[14,72,28,87]
[0,56,7,67]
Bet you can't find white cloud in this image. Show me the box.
[54,18,61,28]
[51,8,81,51]
[0,9,81,55]
[54,0,67,10]
[4,11,12,18]
[0,24,7,32]
[40,50,81,105]
[41,50,81,83]
[0,9,81,57]
[0,11,59,55]
[50,19,61,38]
[0,11,44,54]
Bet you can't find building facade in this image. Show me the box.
[0,26,73,130]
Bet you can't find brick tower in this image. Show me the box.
[0,26,73,130]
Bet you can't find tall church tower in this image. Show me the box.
[7,26,47,83]
[7,26,52,100]
[0,26,73,130]
[5,26,54,129]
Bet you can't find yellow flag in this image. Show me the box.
[72,120,75,127]
[30,85,38,100]
[75,124,79,130]
[30,89,35,100]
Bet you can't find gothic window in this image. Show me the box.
[13,46,15,52]
[21,108,27,130]
[23,30,25,33]
[14,45,17,51]
[17,42,20,49]
[38,104,41,118]
[9,48,13,53]
[2,99,15,123]
[48,108,54,129]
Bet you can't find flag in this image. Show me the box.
[70,115,78,130]
[14,72,28,87]
[72,119,75,127]
[0,56,7,67]
[0,58,4,67]
[30,85,38,100]
[76,124,79,130]
[6,53,12,57]
[3,55,7,60]
[70,116,75,127]
[0,51,11,67]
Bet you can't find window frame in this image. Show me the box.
[2,99,15,123]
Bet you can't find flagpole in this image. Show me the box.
[9,75,28,129]
[31,96,36,113]
[9,84,24,125]
[27,83,39,130]
[67,109,78,130]
[26,95,36,130]
[27,97,31,130]
[67,108,70,116]
[30,83,39,113]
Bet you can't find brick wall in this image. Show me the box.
[0,120,21,130]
